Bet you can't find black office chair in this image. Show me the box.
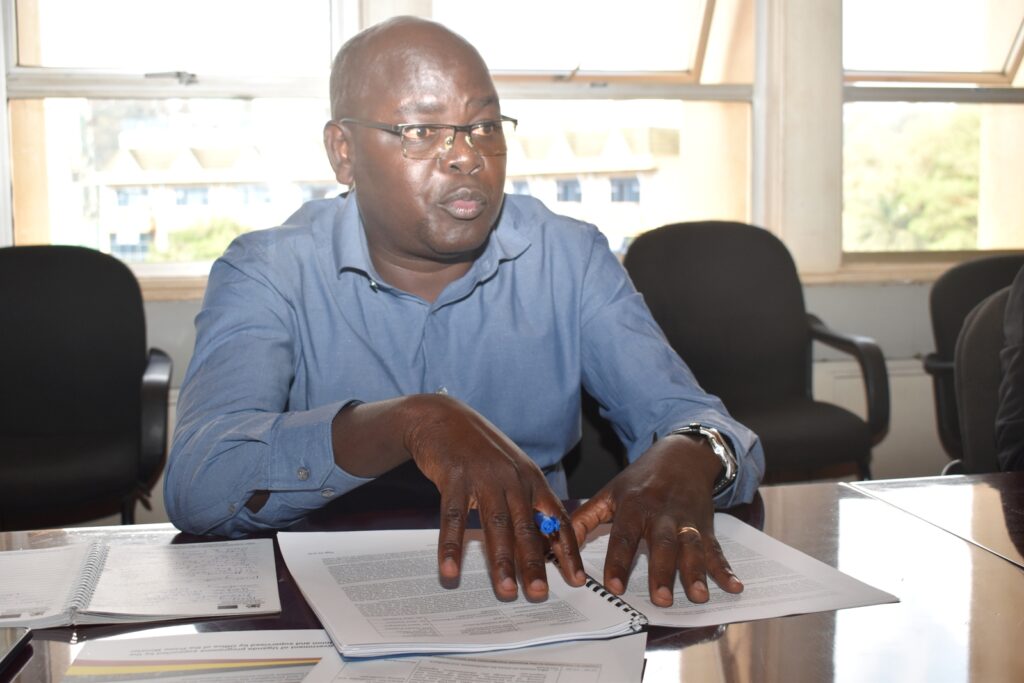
[613,221,889,483]
[0,245,172,529]
[923,254,1024,470]
[565,391,628,498]
[954,287,1010,474]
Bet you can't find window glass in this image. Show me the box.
[843,0,1024,75]
[15,0,331,75]
[11,97,750,263]
[358,0,754,84]
[843,101,1024,252]
[415,0,705,74]
[8,3,755,269]
[9,98,339,264]
[505,99,750,253]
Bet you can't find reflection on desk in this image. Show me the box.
[3,475,1023,683]
[851,471,1024,568]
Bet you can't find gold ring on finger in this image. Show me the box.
[677,525,701,540]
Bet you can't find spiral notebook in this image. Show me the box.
[0,539,280,628]
[278,529,646,658]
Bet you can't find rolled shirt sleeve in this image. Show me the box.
[165,236,371,537]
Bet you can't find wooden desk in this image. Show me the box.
[4,475,1023,682]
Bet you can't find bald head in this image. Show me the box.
[329,16,493,121]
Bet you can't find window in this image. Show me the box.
[842,0,1024,255]
[238,185,272,205]
[110,231,153,262]
[3,0,755,291]
[301,184,340,202]
[175,187,209,207]
[611,177,641,203]
[556,179,583,203]
[115,187,148,207]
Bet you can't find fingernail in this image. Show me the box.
[692,579,708,595]
[656,586,673,603]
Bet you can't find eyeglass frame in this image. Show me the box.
[336,115,518,160]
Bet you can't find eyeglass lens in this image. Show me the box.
[401,120,513,160]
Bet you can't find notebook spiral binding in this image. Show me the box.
[583,576,649,629]
[66,543,110,622]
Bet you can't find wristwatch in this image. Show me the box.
[670,422,738,496]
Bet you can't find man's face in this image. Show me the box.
[342,34,507,269]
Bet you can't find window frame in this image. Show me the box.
[840,39,1024,266]
[10,1,1016,298]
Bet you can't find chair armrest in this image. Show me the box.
[808,313,890,445]
[140,348,173,490]
[923,352,953,377]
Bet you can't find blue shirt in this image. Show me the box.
[165,193,764,536]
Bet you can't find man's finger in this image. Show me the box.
[570,491,615,545]
[601,507,644,595]
[436,491,468,588]
[676,524,710,604]
[536,499,586,589]
[507,496,551,601]
[646,516,681,607]
[704,535,744,594]
[478,496,519,601]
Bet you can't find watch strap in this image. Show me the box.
[669,422,739,496]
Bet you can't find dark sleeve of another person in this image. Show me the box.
[996,265,1024,472]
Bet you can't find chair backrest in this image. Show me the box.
[927,254,1024,459]
[622,221,809,411]
[0,245,147,436]
[955,287,1009,474]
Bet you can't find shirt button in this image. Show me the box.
[321,488,335,498]
[228,503,237,513]
[297,467,310,481]
[369,280,379,292]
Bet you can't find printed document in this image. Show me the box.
[61,629,340,682]
[333,631,647,683]
[0,539,280,628]
[579,512,898,628]
[278,529,645,657]
[61,629,646,683]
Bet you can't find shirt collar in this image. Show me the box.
[330,191,531,290]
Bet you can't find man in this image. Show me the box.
[997,264,1024,471]
[166,16,764,607]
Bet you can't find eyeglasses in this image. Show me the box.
[338,115,517,160]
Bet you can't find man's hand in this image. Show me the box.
[570,434,743,607]
[331,395,586,602]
